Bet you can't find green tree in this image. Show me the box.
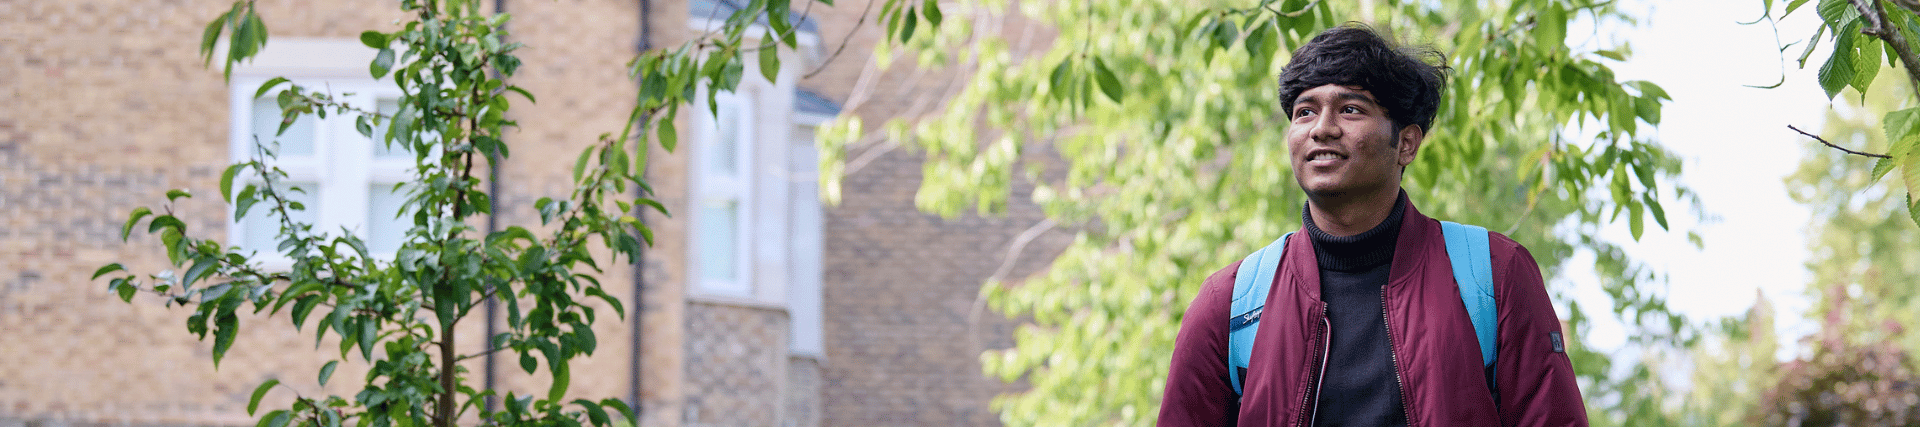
[1661,292,1782,426]
[1758,69,1920,425]
[823,0,1695,424]
[1753,0,1920,224]
[92,1,811,427]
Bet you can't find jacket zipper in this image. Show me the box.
[1381,289,1414,424]
[1300,303,1330,426]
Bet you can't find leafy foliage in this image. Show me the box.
[825,0,1696,424]
[97,1,812,427]
[1757,0,1920,225]
[1756,70,1920,425]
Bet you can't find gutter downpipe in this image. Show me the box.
[484,0,507,414]
[629,0,654,417]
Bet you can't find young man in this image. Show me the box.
[1156,25,1588,426]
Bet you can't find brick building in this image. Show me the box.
[1,1,1063,426]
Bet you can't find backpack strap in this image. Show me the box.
[1439,221,1497,368]
[1227,222,1498,398]
[1228,232,1290,395]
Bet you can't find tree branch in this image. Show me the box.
[1890,0,1920,15]
[1791,124,1892,158]
[1850,0,1920,101]
[455,343,511,363]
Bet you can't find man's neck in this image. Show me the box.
[1306,188,1403,237]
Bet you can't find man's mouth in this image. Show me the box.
[1306,150,1348,164]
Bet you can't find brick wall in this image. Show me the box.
[818,144,1068,426]
[0,0,655,424]
[2,0,1070,425]
[681,302,788,427]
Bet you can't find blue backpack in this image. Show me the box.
[1227,221,1496,396]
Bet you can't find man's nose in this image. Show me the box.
[1310,114,1342,141]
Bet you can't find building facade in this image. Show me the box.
[1,1,1063,426]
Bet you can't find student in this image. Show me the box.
[1157,24,1588,426]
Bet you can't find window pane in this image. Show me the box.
[367,183,410,254]
[251,97,315,156]
[242,182,320,254]
[710,98,741,174]
[373,98,407,159]
[697,199,739,282]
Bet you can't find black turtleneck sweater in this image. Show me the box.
[1303,195,1409,427]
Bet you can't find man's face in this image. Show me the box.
[1285,84,1420,201]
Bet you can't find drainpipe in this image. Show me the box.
[628,0,654,417]
[484,0,508,414]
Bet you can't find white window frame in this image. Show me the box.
[689,88,759,299]
[227,39,412,265]
[785,117,829,359]
[684,6,832,358]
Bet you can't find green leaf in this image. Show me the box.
[601,398,638,423]
[253,77,290,100]
[264,411,290,427]
[900,6,919,43]
[255,410,288,427]
[1628,200,1645,240]
[1211,19,1238,48]
[659,118,678,152]
[519,352,537,374]
[1537,5,1567,46]
[200,11,231,66]
[359,30,386,49]
[235,185,259,219]
[122,206,153,240]
[231,11,264,62]
[1909,193,1920,228]
[922,0,943,26]
[1092,57,1123,102]
[1885,107,1920,143]
[371,48,395,79]
[357,315,375,361]
[505,85,537,103]
[1817,29,1856,99]
[212,312,238,367]
[290,295,322,330]
[574,399,611,427]
[92,263,126,280]
[318,360,338,386]
[116,281,138,302]
[1848,35,1881,95]
[1782,0,1813,18]
[1871,156,1896,183]
[1642,194,1669,230]
[248,379,280,415]
[758,37,781,83]
[220,164,246,202]
[573,148,593,181]
[547,359,571,402]
[183,257,218,287]
[149,215,187,234]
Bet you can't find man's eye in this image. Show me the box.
[1295,108,1316,118]
[1341,106,1361,114]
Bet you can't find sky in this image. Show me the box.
[1563,0,1838,357]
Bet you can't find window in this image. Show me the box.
[686,0,834,358]
[691,90,755,297]
[227,40,412,262]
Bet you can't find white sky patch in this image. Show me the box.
[1557,0,1832,360]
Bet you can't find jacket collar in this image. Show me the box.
[1286,197,1434,300]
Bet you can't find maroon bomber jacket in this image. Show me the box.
[1157,201,1588,426]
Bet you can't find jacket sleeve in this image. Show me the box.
[1156,263,1241,426]
[1491,238,1590,427]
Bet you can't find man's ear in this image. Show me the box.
[1397,125,1425,166]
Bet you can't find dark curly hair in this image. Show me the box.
[1277,24,1450,138]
